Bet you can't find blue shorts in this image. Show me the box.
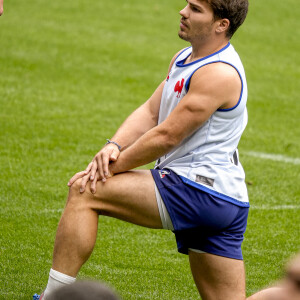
[151,169,249,260]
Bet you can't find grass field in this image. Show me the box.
[0,0,299,299]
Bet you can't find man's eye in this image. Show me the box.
[191,6,200,12]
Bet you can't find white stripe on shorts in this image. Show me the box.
[189,248,206,254]
[154,183,207,254]
[154,183,174,231]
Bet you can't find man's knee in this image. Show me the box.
[69,179,83,194]
[67,179,108,212]
[67,179,93,206]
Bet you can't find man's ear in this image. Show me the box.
[215,18,230,34]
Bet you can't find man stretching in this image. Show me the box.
[34,1,250,299]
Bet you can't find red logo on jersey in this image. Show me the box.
[166,71,172,82]
[174,78,185,98]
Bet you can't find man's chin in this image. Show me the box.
[178,31,189,41]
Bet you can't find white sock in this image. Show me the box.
[43,268,76,299]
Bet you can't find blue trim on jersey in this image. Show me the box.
[179,176,250,208]
[167,48,192,76]
[184,60,244,112]
[175,47,192,63]
[176,42,230,68]
[217,61,244,112]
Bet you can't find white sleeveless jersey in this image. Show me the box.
[156,43,249,207]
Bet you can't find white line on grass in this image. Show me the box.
[251,205,300,210]
[244,151,300,165]
[41,208,63,214]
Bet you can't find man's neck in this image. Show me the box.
[187,38,230,64]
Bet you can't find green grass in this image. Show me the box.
[0,0,299,299]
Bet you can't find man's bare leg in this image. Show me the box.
[52,170,162,277]
[189,251,246,300]
[45,170,248,300]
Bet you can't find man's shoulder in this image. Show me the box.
[187,62,242,110]
[192,62,241,87]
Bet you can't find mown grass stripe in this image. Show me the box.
[244,151,300,165]
[251,205,300,210]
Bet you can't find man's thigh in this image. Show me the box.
[189,251,246,300]
[74,170,163,229]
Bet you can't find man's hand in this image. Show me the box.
[89,143,120,183]
[77,164,114,194]
[68,162,114,194]
[67,161,94,189]
[67,143,120,193]
[0,0,4,16]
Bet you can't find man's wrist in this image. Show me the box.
[105,139,121,151]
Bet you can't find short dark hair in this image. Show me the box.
[206,0,249,38]
[47,281,120,300]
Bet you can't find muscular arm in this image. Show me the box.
[110,62,242,175]
[109,81,165,151]
[69,51,180,190]
[108,51,180,150]
[69,84,164,188]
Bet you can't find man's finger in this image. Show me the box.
[80,174,90,193]
[85,161,93,173]
[97,155,106,182]
[89,161,98,181]
[102,153,110,177]
[68,171,88,187]
[110,149,120,161]
[90,173,99,194]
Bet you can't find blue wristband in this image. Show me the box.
[105,139,121,151]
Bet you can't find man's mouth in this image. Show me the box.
[180,20,188,29]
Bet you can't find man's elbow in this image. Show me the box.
[156,130,181,150]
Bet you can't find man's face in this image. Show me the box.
[280,255,300,300]
[178,0,216,43]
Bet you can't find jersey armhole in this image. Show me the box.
[185,61,244,112]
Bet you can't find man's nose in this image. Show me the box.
[179,5,189,19]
